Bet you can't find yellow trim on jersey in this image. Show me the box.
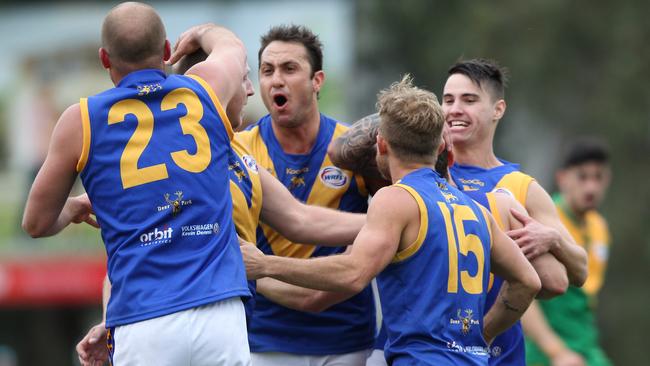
[76,99,91,173]
[229,134,264,243]
[495,171,534,206]
[485,192,505,231]
[186,74,234,141]
[391,184,428,263]
[556,206,610,296]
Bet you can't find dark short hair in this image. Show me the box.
[561,137,610,168]
[258,24,323,77]
[448,58,508,100]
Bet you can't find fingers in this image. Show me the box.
[506,228,526,240]
[84,215,100,229]
[509,207,532,224]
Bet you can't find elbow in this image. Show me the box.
[536,270,568,300]
[22,217,46,238]
[525,273,543,300]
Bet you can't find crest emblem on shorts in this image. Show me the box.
[319,166,348,189]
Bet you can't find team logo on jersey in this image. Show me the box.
[139,225,173,247]
[158,191,193,216]
[286,167,309,190]
[491,187,514,198]
[459,178,484,192]
[319,166,348,189]
[229,161,247,182]
[442,191,459,203]
[242,155,259,174]
[450,309,479,335]
[137,83,162,96]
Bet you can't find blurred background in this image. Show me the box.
[0,0,647,365]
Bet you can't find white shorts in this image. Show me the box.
[365,349,387,366]
[251,349,371,366]
[110,297,251,366]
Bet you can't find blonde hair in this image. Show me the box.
[377,75,445,163]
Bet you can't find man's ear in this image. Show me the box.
[377,134,388,155]
[163,40,171,62]
[99,48,111,69]
[312,70,325,94]
[493,99,506,121]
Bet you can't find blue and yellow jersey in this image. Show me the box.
[379,168,492,365]
[229,134,263,244]
[237,114,375,354]
[450,160,534,365]
[78,69,249,327]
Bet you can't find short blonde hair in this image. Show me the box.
[377,75,445,163]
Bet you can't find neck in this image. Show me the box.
[453,135,502,168]
[271,106,321,154]
[389,156,435,183]
[559,194,587,222]
[110,62,165,85]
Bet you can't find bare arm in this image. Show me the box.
[493,193,568,298]
[241,186,409,292]
[484,212,541,344]
[509,182,587,286]
[259,168,365,246]
[522,301,586,366]
[327,113,381,176]
[256,246,357,312]
[23,104,84,237]
[169,24,247,109]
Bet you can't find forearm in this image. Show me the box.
[521,301,568,358]
[483,280,537,344]
[327,113,380,174]
[287,206,365,246]
[24,194,75,237]
[101,276,111,323]
[531,253,568,299]
[197,24,244,61]
[264,254,366,293]
[550,232,587,287]
[257,277,354,313]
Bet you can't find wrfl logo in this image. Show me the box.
[319,166,348,188]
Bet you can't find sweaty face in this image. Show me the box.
[226,65,255,130]
[258,41,320,128]
[557,162,610,214]
[442,73,501,148]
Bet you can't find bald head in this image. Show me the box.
[101,2,166,69]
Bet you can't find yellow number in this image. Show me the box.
[453,205,485,294]
[439,202,459,293]
[108,99,169,189]
[438,202,486,294]
[108,88,212,189]
[162,88,211,173]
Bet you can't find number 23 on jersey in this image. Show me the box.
[108,87,211,189]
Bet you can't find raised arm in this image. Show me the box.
[492,192,568,298]
[168,23,247,109]
[483,211,541,344]
[508,182,588,287]
[240,186,410,292]
[259,168,365,246]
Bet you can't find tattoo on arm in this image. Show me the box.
[329,113,381,174]
[502,298,522,313]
